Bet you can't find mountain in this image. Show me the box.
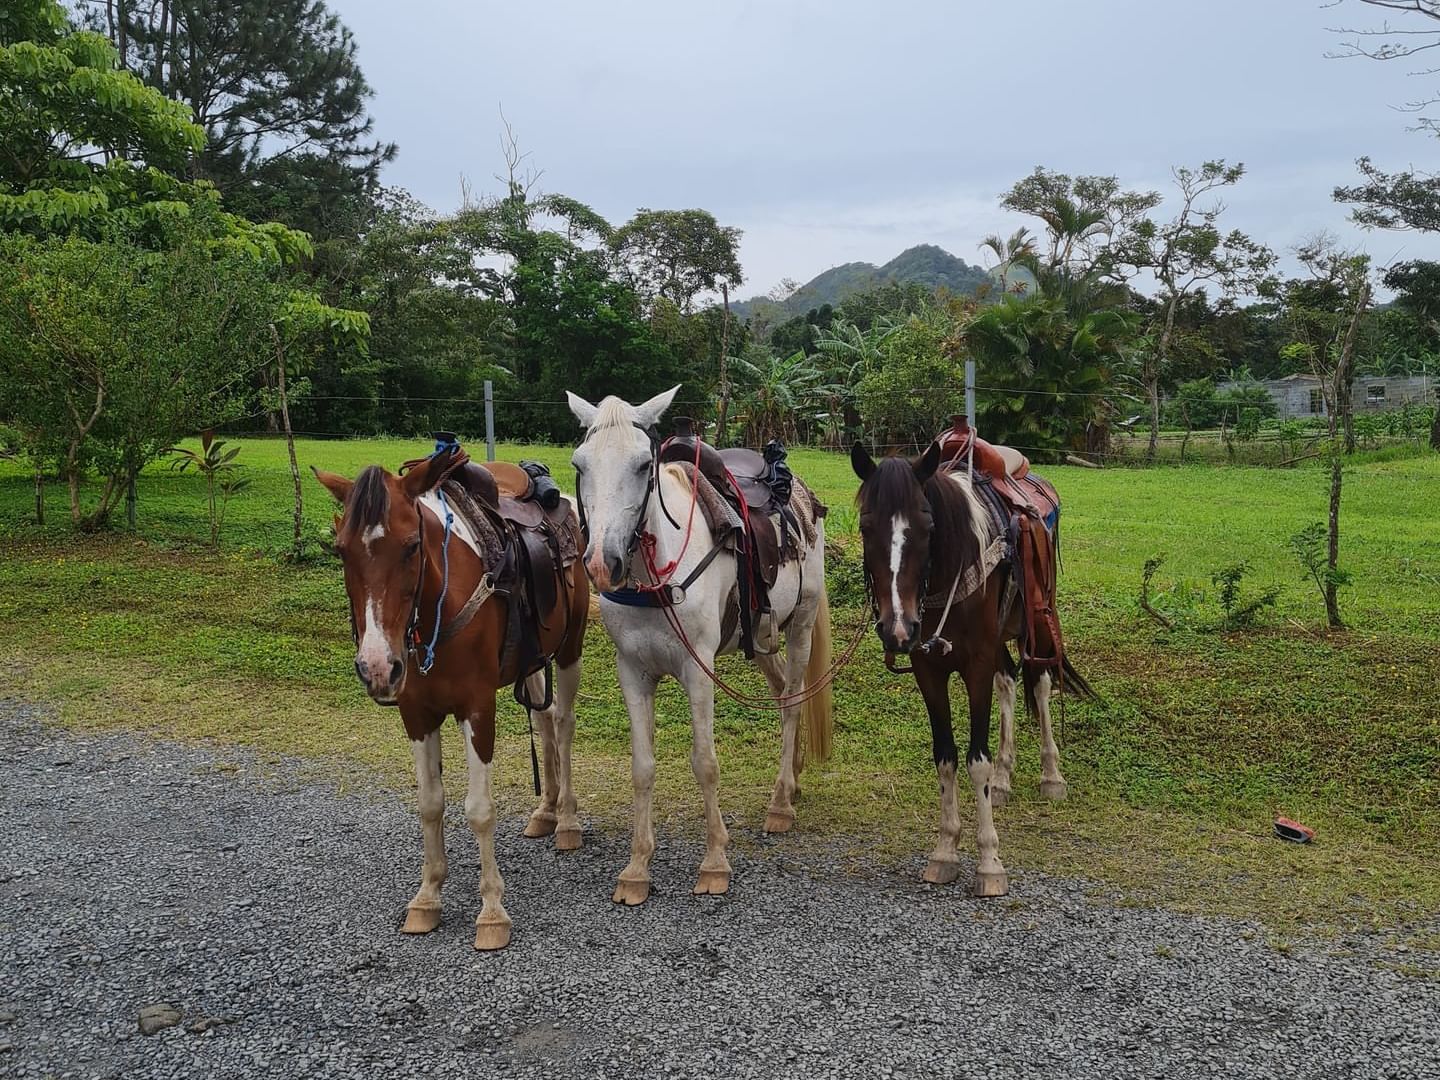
[731,244,994,321]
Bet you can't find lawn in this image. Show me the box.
[2,437,1437,940]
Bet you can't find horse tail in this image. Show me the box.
[801,586,834,764]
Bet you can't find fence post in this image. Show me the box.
[484,379,496,462]
[965,359,976,480]
[126,474,137,530]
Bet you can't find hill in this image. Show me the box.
[732,243,993,321]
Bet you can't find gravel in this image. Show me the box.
[2,697,1437,1080]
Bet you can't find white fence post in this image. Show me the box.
[484,379,496,462]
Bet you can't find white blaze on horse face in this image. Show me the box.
[361,523,385,553]
[889,511,910,640]
[358,596,393,688]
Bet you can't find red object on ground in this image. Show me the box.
[1274,816,1316,843]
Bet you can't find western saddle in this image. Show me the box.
[935,415,1065,671]
[409,436,581,706]
[654,418,824,658]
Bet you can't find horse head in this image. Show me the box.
[565,386,679,592]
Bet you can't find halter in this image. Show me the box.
[575,420,684,595]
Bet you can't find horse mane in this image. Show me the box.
[344,465,390,533]
[924,470,990,589]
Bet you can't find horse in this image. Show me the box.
[313,446,589,949]
[565,386,833,905]
[850,439,1094,897]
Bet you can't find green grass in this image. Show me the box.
[2,437,1438,937]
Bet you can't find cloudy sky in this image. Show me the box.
[334,0,1440,297]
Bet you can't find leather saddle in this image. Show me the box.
[418,443,581,699]
[657,419,805,658]
[934,416,1065,670]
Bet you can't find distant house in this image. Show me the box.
[1219,373,1437,420]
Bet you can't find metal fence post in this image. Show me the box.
[484,379,496,462]
[965,359,976,480]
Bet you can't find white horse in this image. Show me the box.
[566,386,834,904]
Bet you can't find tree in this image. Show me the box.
[0,228,286,528]
[1000,167,1159,276]
[1,1,311,261]
[610,208,743,314]
[1115,161,1277,461]
[1274,239,1372,628]
[88,0,395,196]
[978,227,1037,294]
[1329,1,1440,134]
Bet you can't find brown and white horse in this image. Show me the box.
[851,440,1093,897]
[314,450,588,950]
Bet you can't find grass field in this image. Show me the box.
[2,437,1438,940]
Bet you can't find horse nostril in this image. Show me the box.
[389,659,404,686]
[609,556,626,586]
[354,658,369,685]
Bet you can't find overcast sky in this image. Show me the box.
[333,0,1440,297]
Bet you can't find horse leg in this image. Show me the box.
[461,700,511,951]
[755,648,800,834]
[992,649,1018,808]
[1030,667,1067,800]
[551,659,583,850]
[683,666,731,895]
[401,720,446,934]
[914,662,963,886]
[613,658,659,906]
[522,671,559,840]
[963,654,1008,898]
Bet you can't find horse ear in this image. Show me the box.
[311,466,353,504]
[566,391,598,429]
[913,440,942,483]
[633,384,680,429]
[401,449,461,499]
[850,441,876,482]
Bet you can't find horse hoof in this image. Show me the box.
[974,869,1009,898]
[990,786,1011,808]
[1040,780,1069,802]
[472,918,512,951]
[922,859,962,886]
[763,811,795,835]
[554,828,582,851]
[693,869,731,896]
[401,905,441,934]
[612,877,651,906]
[523,813,557,838]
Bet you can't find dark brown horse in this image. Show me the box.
[851,440,1093,897]
[314,448,588,949]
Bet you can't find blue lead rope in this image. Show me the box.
[417,457,456,677]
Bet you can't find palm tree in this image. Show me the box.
[729,347,829,445]
[978,227,1037,294]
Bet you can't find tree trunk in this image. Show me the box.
[1322,280,1369,630]
[715,282,732,446]
[270,324,304,559]
[1146,295,1180,464]
[1324,447,1343,629]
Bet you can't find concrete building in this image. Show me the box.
[1221,373,1437,419]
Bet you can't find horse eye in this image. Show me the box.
[404,539,421,560]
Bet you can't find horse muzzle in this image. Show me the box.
[355,654,406,704]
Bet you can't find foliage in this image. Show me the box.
[1290,522,1353,620]
[854,315,966,447]
[0,230,285,527]
[610,208,742,314]
[729,346,833,445]
[166,431,250,546]
[962,278,1135,454]
[92,0,395,192]
[1210,562,1279,629]
[1000,167,1160,276]
[0,1,311,261]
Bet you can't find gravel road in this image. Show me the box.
[2,698,1436,1080]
